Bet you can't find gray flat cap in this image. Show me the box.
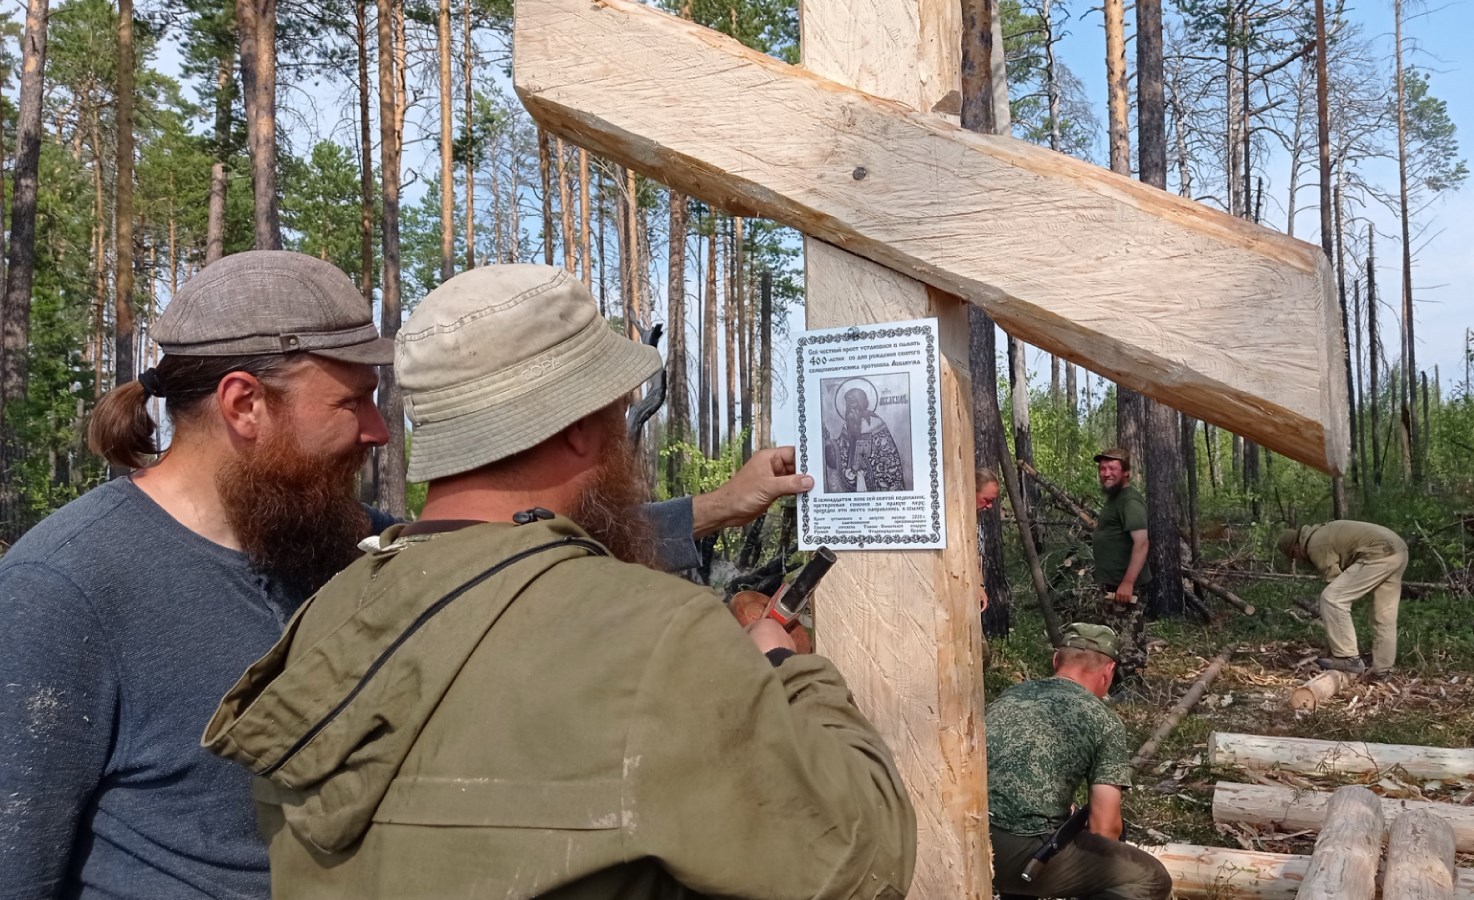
[155,251,394,364]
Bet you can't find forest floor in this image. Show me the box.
[984,561,1474,868]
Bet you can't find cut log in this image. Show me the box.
[1288,669,1350,711]
[513,0,1350,473]
[1384,810,1456,900]
[1129,645,1235,771]
[1139,843,1308,900]
[1297,786,1383,900]
[1208,732,1474,780]
[1212,782,1474,853]
[1139,843,1474,899]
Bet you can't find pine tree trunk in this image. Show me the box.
[666,188,687,487]
[538,129,553,266]
[542,129,554,268]
[737,218,751,460]
[1313,0,1347,514]
[1367,228,1382,486]
[759,268,772,451]
[237,0,281,249]
[462,0,474,269]
[115,0,136,393]
[355,0,374,299]
[205,54,232,266]
[962,0,1013,637]
[0,0,49,539]
[355,0,377,506]
[375,0,406,516]
[1334,177,1359,489]
[1105,0,1143,459]
[437,0,454,283]
[723,218,736,448]
[1137,0,1184,616]
[703,223,717,456]
[1393,0,1418,482]
[557,138,574,273]
[578,150,590,285]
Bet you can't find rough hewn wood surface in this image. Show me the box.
[1297,785,1383,900]
[1213,782,1474,853]
[512,0,1350,472]
[797,1,991,896]
[1208,732,1474,780]
[1384,810,1457,900]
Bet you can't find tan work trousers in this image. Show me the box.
[1320,550,1408,670]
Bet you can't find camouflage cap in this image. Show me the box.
[1093,447,1132,467]
[1058,622,1121,661]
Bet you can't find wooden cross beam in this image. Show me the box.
[513,0,1350,474]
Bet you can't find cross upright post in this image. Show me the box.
[797,1,993,896]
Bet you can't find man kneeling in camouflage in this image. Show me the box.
[985,624,1171,900]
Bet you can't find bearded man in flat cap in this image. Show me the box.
[205,264,915,899]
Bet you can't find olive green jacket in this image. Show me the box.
[1294,520,1407,581]
[203,518,915,899]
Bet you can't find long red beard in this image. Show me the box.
[217,427,371,599]
[570,427,657,568]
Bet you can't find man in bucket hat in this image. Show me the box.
[205,264,915,898]
[985,623,1171,899]
[0,251,398,897]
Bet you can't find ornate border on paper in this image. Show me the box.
[797,323,941,548]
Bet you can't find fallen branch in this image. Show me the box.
[996,448,1063,645]
[1129,644,1237,772]
[1196,567,1449,595]
[1186,571,1256,615]
[1020,460,1097,528]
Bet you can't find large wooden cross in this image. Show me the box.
[514,0,1349,894]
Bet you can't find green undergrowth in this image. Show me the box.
[985,536,1474,858]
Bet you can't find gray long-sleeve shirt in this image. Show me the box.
[0,480,699,898]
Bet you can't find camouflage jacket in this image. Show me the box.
[985,677,1132,835]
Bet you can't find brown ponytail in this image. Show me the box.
[88,379,158,468]
[86,353,305,470]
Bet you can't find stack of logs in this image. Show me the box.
[1142,731,1474,898]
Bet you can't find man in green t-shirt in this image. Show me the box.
[1090,447,1152,677]
[986,624,1171,900]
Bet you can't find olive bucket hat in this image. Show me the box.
[397,265,663,483]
